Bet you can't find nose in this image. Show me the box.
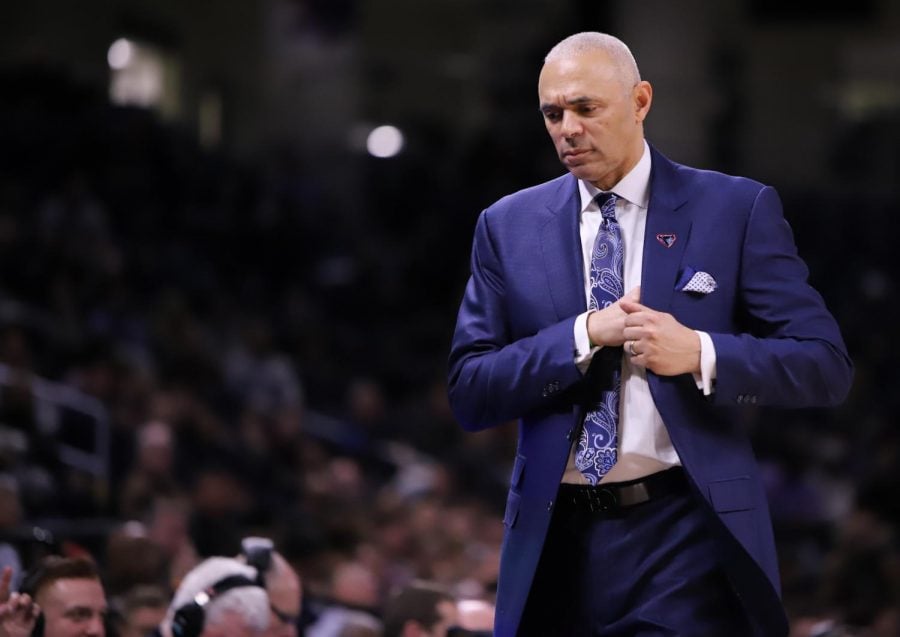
[560,110,583,137]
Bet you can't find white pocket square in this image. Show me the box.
[677,268,717,294]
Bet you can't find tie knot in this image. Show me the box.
[595,192,618,220]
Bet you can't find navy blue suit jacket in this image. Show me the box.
[448,146,852,636]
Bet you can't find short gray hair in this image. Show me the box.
[545,32,641,89]
[166,557,270,635]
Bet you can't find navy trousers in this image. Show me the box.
[519,484,751,636]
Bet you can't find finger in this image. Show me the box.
[0,566,11,602]
[619,299,647,314]
[629,350,648,367]
[623,311,652,328]
[13,593,32,612]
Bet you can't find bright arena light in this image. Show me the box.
[366,125,404,158]
[107,38,133,70]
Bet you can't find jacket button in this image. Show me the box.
[547,500,554,511]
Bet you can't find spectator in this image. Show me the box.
[120,421,179,519]
[161,557,268,637]
[305,561,380,637]
[21,556,108,637]
[104,524,169,597]
[381,582,458,637]
[453,599,493,635]
[112,586,169,637]
[143,494,200,591]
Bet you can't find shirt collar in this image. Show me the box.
[578,140,651,212]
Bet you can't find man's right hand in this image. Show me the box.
[0,592,40,637]
[586,286,641,347]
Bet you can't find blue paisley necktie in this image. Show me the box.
[575,192,622,484]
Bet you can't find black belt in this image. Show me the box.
[556,467,688,514]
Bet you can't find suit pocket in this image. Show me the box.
[503,491,521,528]
[708,477,761,559]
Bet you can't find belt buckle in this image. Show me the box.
[588,486,618,513]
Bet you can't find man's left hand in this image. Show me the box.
[620,300,700,376]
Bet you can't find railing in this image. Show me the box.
[0,362,110,482]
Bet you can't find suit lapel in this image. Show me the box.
[540,175,586,320]
[641,147,691,312]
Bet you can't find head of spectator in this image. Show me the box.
[112,585,169,637]
[453,599,494,636]
[303,560,380,637]
[104,523,168,596]
[135,421,175,479]
[237,538,302,637]
[328,562,379,612]
[22,556,108,637]
[162,557,269,637]
[138,494,199,592]
[382,582,459,637]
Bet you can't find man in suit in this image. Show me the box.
[447,32,852,636]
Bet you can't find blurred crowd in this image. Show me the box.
[0,63,899,636]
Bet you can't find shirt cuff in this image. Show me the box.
[574,311,599,374]
[692,330,717,395]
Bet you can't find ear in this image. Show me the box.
[634,81,653,123]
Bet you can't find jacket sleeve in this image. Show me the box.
[709,186,853,407]
[447,210,583,430]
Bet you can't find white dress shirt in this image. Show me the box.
[561,141,716,484]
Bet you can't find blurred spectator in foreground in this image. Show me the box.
[453,599,494,636]
[21,556,108,637]
[382,582,458,637]
[111,585,169,637]
[160,557,268,637]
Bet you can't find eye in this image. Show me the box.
[543,110,562,123]
[66,608,93,622]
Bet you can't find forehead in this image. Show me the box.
[538,50,622,100]
[40,578,107,610]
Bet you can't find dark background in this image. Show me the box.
[1,0,899,633]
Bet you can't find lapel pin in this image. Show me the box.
[656,233,677,248]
